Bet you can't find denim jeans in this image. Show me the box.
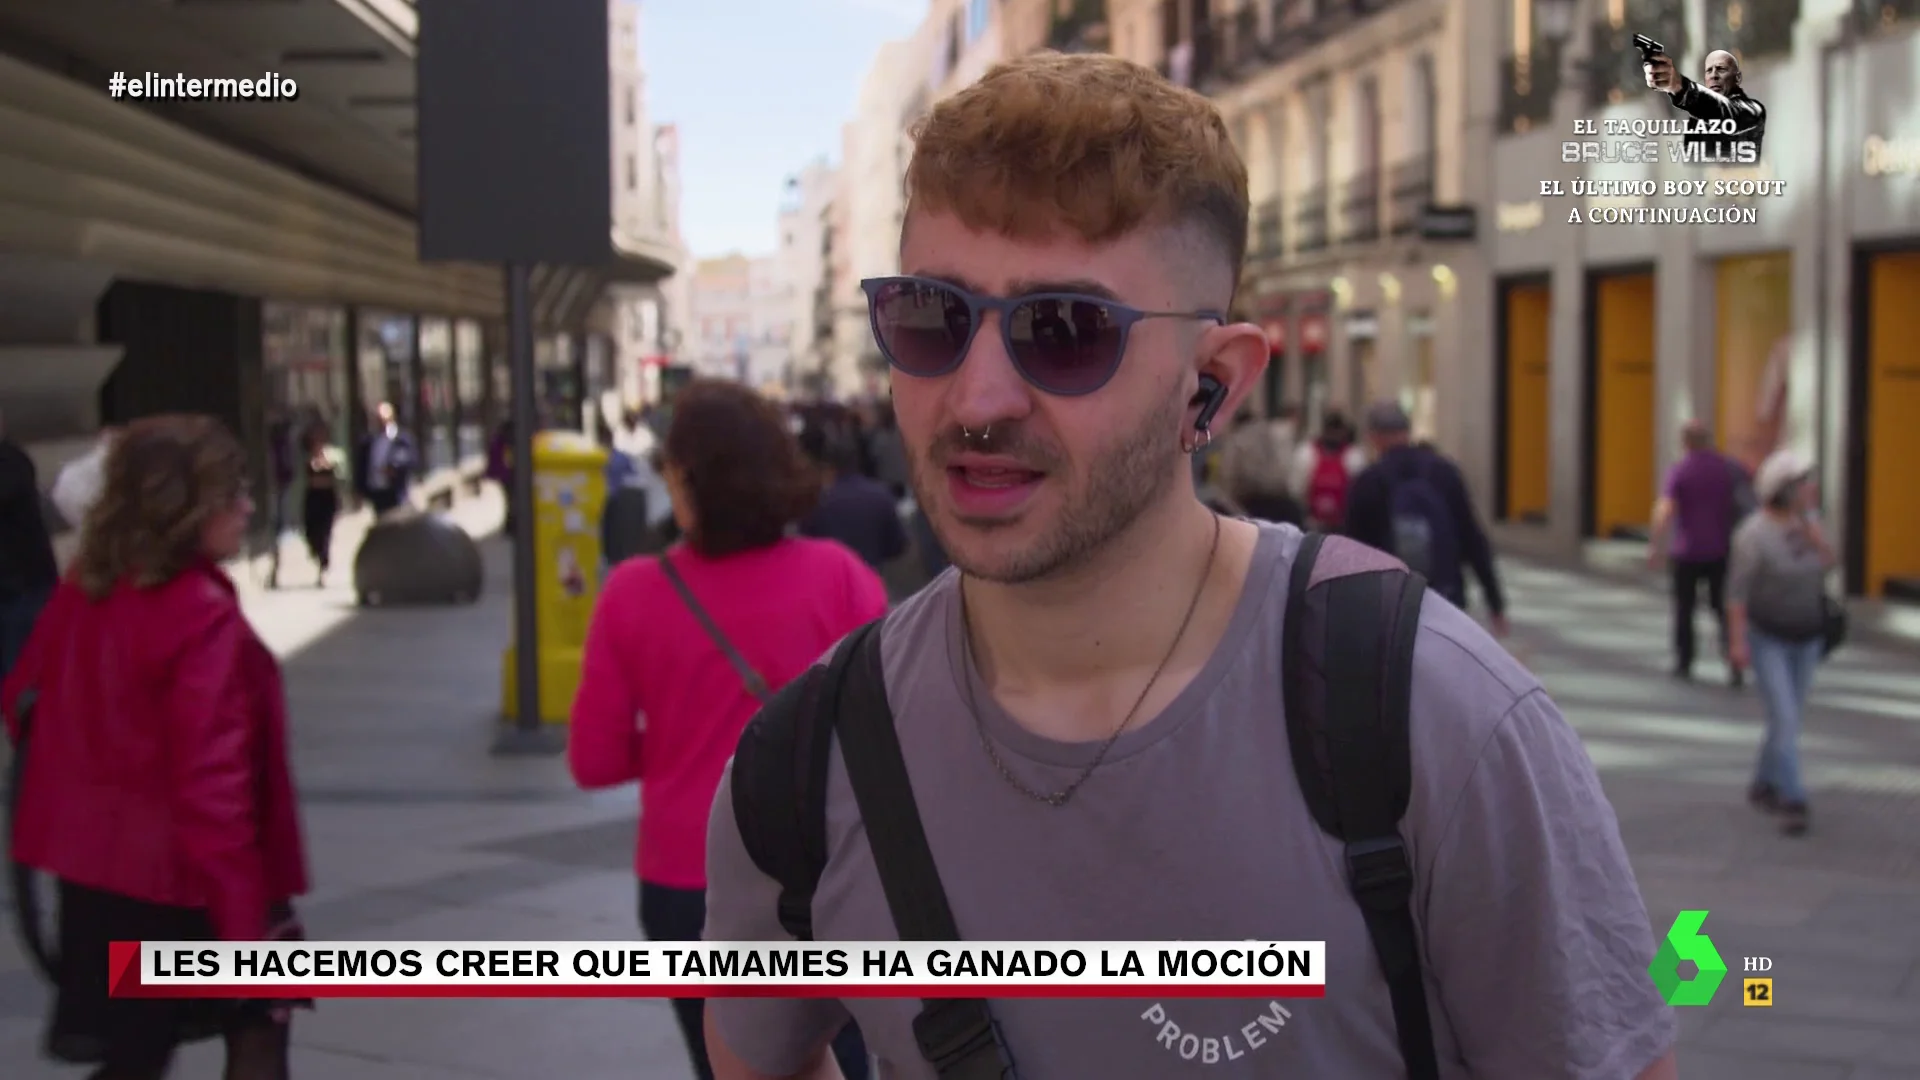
[1749,629,1821,805]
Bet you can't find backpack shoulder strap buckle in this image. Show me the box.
[1344,836,1414,912]
[912,998,1015,1079]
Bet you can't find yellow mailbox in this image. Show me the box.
[501,431,608,724]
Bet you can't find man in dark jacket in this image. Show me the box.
[0,409,58,680]
[797,425,908,572]
[353,401,418,515]
[1646,47,1765,163]
[1343,402,1509,636]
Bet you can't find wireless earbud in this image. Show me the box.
[1192,374,1228,436]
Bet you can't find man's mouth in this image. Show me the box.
[942,453,1049,516]
[950,464,1044,489]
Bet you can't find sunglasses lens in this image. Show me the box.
[871,280,972,376]
[1009,298,1125,394]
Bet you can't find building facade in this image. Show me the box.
[842,39,916,343]
[653,123,693,365]
[686,255,753,381]
[1109,0,1467,458]
[778,159,841,393]
[1476,0,1919,601]
[683,254,791,390]
[827,125,871,399]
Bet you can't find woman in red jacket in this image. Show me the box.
[3,414,309,1080]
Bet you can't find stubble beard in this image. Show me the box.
[909,389,1187,586]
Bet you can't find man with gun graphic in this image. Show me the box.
[1640,35,1766,163]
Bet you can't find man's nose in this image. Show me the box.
[945,310,1033,432]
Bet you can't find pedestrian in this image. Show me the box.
[262,408,296,589]
[1290,408,1366,531]
[866,403,910,500]
[1727,449,1834,837]
[1217,402,1303,525]
[700,52,1675,1079]
[3,414,310,1079]
[1647,419,1745,686]
[566,379,882,1080]
[0,408,58,682]
[296,420,346,588]
[1343,401,1510,636]
[352,401,416,516]
[798,425,909,572]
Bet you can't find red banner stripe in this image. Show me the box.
[111,982,1327,1000]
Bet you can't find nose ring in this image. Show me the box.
[963,425,992,442]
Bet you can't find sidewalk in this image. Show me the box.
[1,530,1914,1077]
[1498,557,1920,1080]
[1,486,695,1079]
[1502,536,1920,655]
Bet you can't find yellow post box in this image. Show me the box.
[501,431,608,724]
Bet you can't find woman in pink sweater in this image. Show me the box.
[568,380,887,1080]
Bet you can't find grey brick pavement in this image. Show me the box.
[3,507,1916,1077]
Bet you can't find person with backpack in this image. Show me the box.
[566,380,881,1080]
[1647,420,1747,686]
[1217,403,1303,525]
[1342,402,1510,637]
[698,53,1676,1080]
[1290,409,1367,531]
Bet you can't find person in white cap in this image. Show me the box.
[1726,448,1833,836]
[49,425,119,537]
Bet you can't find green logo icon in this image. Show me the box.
[1650,910,1727,1006]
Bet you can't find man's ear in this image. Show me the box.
[1189,321,1272,430]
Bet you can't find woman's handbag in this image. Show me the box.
[4,689,61,982]
[1821,595,1848,660]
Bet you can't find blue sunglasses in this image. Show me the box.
[860,275,1226,396]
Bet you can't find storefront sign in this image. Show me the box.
[1496,201,1544,232]
[1262,318,1288,354]
[1344,312,1379,339]
[1863,134,1920,178]
[1418,206,1477,241]
[1299,312,1330,354]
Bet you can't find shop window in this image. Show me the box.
[418,317,455,471]
[358,312,421,467]
[1704,0,1799,61]
[1499,0,1562,133]
[1585,0,1688,110]
[262,304,351,474]
[1856,0,1918,33]
[456,320,486,459]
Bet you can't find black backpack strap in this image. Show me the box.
[729,623,877,940]
[1283,532,1438,1080]
[832,623,1015,1080]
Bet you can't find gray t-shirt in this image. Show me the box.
[704,524,1675,1078]
[1727,512,1830,641]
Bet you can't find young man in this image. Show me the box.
[702,53,1677,1079]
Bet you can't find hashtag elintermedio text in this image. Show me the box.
[107,71,299,102]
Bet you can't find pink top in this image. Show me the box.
[568,537,889,889]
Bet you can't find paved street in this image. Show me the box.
[4,504,1918,1077]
